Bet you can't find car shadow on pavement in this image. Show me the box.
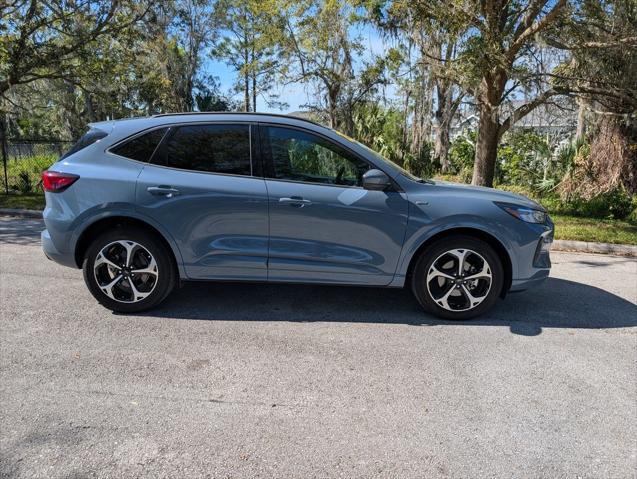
[145,278,637,336]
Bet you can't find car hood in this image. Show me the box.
[429,180,545,210]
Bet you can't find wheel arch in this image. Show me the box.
[405,227,513,297]
[74,215,183,278]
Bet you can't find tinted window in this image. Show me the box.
[263,127,369,186]
[156,124,251,175]
[61,128,108,159]
[111,128,167,162]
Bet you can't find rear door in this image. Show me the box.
[133,122,269,280]
[260,124,409,285]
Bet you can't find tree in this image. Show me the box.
[0,0,149,98]
[362,0,467,170]
[455,0,569,186]
[548,0,637,195]
[213,0,279,112]
[151,0,218,112]
[277,0,386,134]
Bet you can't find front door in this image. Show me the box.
[135,122,269,280]
[260,125,409,285]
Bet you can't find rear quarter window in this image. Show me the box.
[110,128,168,162]
[61,129,108,159]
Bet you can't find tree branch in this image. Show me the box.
[499,87,564,135]
[506,0,567,63]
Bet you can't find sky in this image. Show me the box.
[205,24,390,113]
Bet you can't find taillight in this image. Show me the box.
[42,170,79,192]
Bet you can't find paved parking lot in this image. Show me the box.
[1,216,636,478]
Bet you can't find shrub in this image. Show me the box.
[5,154,57,194]
[449,132,475,182]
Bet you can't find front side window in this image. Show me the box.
[110,128,167,162]
[155,124,251,175]
[263,126,370,186]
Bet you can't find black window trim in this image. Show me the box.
[106,121,263,179]
[61,128,110,160]
[256,122,401,191]
[106,125,171,164]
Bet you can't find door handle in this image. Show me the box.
[279,196,312,207]
[147,186,181,198]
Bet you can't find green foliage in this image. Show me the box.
[212,0,280,111]
[5,155,57,194]
[353,103,405,164]
[352,102,432,178]
[546,189,634,221]
[496,130,551,188]
[449,132,475,182]
[629,197,637,223]
[551,214,637,245]
[496,183,635,222]
[0,193,46,210]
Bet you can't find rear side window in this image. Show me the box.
[155,124,251,176]
[110,128,168,162]
[61,128,108,159]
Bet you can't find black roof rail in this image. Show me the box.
[151,111,325,128]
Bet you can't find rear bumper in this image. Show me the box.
[41,229,76,268]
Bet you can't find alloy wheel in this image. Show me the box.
[93,240,159,303]
[425,248,493,312]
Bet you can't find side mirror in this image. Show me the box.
[362,169,391,191]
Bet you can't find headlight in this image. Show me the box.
[496,202,547,224]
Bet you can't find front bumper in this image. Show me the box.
[510,222,553,292]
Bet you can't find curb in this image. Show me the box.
[553,239,637,257]
[1,208,636,257]
[0,208,43,218]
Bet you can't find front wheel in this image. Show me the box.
[82,227,176,313]
[411,236,504,320]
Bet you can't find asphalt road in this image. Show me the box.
[1,216,636,478]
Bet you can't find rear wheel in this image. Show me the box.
[82,227,176,313]
[411,236,504,320]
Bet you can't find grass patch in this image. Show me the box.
[0,193,45,210]
[4,154,57,194]
[552,214,637,245]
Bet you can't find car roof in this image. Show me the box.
[152,111,325,129]
[90,112,331,141]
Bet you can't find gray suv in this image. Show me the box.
[41,113,553,319]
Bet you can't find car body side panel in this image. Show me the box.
[265,180,409,285]
[42,150,146,263]
[135,164,269,280]
[387,178,553,289]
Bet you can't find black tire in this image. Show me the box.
[411,235,504,320]
[82,226,176,313]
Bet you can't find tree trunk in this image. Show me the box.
[327,84,339,129]
[473,71,506,187]
[0,114,9,194]
[243,72,250,112]
[436,118,452,172]
[576,98,586,141]
[472,104,500,187]
[410,64,433,160]
[252,72,257,112]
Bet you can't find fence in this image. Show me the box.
[2,139,74,194]
[7,140,73,160]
